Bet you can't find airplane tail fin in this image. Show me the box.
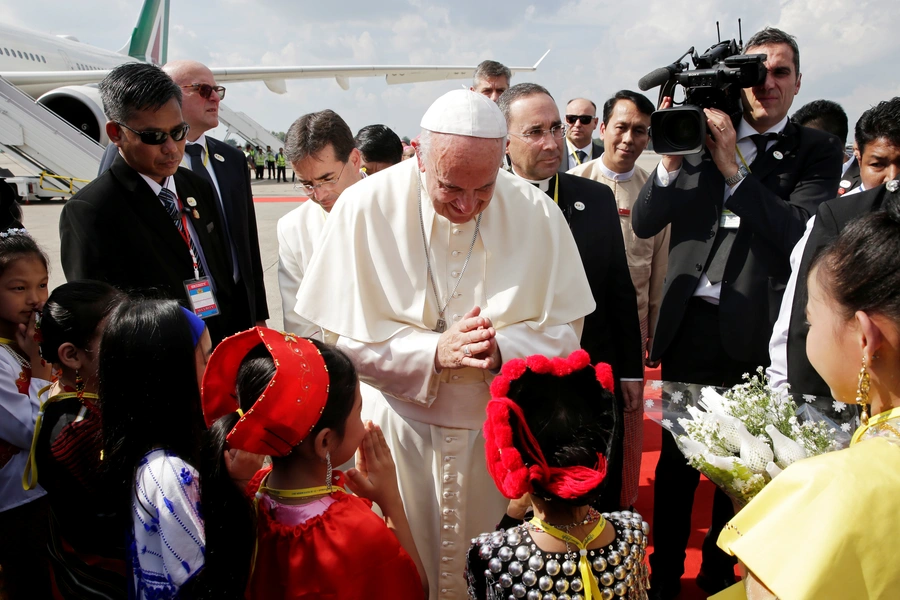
[116,0,169,65]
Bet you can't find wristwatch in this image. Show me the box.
[725,165,749,187]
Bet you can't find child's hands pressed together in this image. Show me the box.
[345,421,401,511]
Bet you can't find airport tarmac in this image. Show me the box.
[20,152,661,333]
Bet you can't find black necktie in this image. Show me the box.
[158,187,205,276]
[575,150,588,164]
[704,133,777,284]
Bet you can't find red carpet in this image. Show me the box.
[637,367,719,600]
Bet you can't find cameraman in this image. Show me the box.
[632,27,843,599]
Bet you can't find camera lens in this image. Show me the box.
[663,114,701,151]
[650,106,706,155]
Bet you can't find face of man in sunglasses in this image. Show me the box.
[107,98,187,184]
[564,98,598,149]
[168,63,221,139]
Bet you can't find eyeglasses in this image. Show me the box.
[181,83,226,101]
[115,121,190,145]
[565,114,596,126]
[293,162,347,196]
[509,125,567,143]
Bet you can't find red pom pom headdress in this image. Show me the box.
[201,327,330,456]
[484,349,614,500]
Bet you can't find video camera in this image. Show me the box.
[638,21,767,155]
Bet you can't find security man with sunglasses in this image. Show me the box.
[60,62,243,345]
[559,97,603,172]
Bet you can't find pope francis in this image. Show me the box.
[295,90,596,599]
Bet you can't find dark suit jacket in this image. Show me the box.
[786,182,895,396]
[558,141,604,173]
[554,173,643,380]
[204,136,269,323]
[60,155,241,344]
[838,157,861,195]
[632,121,843,364]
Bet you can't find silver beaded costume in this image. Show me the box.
[465,511,650,600]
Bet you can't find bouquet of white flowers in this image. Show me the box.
[645,368,857,506]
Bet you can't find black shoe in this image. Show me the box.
[695,569,736,594]
[648,578,681,600]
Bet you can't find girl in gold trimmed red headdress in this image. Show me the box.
[466,349,650,600]
[200,328,427,599]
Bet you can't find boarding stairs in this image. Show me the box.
[217,103,284,151]
[0,76,102,194]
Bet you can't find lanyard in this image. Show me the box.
[552,175,559,204]
[529,515,607,600]
[23,384,100,490]
[256,471,345,500]
[567,140,585,165]
[168,190,201,280]
[182,141,209,169]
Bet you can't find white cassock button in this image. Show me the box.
[453,228,461,235]
[452,250,460,256]
[452,314,461,321]
[453,292,461,298]
[451,375,460,380]
[451,271,460,278]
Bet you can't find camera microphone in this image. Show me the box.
[638,65,677,91]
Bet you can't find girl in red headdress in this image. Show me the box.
[466,349,650,600]
[200,329,427,600]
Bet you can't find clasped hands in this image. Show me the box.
[658,96,740,180]
[434,306,501,371]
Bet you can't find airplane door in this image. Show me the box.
[57,50,74,70]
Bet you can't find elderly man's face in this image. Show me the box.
[416,133,503,224]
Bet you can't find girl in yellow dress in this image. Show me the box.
[716,192,900,599]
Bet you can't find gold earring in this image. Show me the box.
[325,450,333,492]
[856,354,870,426]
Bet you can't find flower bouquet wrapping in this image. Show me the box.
[645,368,858,507]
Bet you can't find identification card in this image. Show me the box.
[720,210,741,229]
[184,277,220,319]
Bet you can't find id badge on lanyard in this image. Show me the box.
[172,193,220,320]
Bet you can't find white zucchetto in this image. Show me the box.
[420,89,508,139]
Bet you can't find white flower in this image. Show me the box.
[803,394,816,402]
[671,391,684,404]
[650,380,663,390]
[644,399,654,409]
[788,416,798,425]
[661,418,673,429]
[841,422,852,433]
[832,401,846,413]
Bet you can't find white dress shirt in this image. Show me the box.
[655,116,789,303]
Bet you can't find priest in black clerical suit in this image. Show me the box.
[60,155,241,345]
[499,83,643,513]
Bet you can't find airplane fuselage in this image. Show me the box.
[0,23,132,96]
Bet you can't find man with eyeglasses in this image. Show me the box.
[499,83,644,514]
[162,59,269,331]
[276,109,364,337]
[60,62,242,345]
[560,97,603,172]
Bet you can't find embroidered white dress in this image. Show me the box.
[129,449,205,599]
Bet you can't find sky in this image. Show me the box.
[5,0,899,144]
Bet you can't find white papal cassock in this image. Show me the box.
[295,158,595,599]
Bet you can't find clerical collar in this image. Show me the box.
[596,153,635,182]
[736,115,789,142]
[512,167,552,192]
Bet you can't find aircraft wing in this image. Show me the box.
[0,51,549,93]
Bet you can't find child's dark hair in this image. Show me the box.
[810,193,900,324]
[193,338,358,596]
[0,229,48,278]
[40,281,124,364]
[99,297,204,522]
[507,366,618,507]
[0,181,23,231]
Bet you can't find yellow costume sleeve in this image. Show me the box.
[717,437,900,600]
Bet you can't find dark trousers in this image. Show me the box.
[649,298,757,584]
[0,496,51,599]
[277,166,286,182]
[267,162,275,178]
[255,165,264,179]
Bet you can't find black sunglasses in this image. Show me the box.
[116,121,191,145]
[565,114,595,125]
[181,83,226,101]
